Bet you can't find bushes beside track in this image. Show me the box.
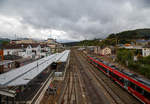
[117,49,150,79]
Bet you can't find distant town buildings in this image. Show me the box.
[9,38,64,54]
[10,38,36,44]
[47,38,56,44]
[116,39,150,57]
[0,37,64,75]
[135,39,150,46]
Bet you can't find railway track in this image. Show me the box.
[78,51,141,104]
[73,50,111,104]
[59,51,81,104]
[58,50,141,104]
[31,72,54,104]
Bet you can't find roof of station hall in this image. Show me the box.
[0,50,70,87]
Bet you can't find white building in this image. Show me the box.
[142,48,150,57]
[4,43,51,59]
[26,45,32,56]
[36,45,41,54]
[18,45,35,58]
[101,47,111,55]
[94,47,112,55]
[94,47,101,54]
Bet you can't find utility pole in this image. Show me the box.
[15,34,17,40]
[115,38,118,54]
[55,38,57,53]
[49,30,52,39]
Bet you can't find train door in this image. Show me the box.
[124,79,128,89]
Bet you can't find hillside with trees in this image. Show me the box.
[108,28,150,40]
[76,38,118,47]
[0,38,10,49]
[63,39,103,46]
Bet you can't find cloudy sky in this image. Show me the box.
[0,0,150,42]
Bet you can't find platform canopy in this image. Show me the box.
[0,50,70,87]
[57,50,70,62]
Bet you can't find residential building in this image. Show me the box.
[10,40,20,44]
[36,45,41,55]
[142,47,150,57]
[26,45,32,56]
[119,44,150,57]
[10,38,36,44]
[118,44,143,50]
[3,43,51,59]
[94,47,101,54]
[47,38,56,44]
[4,49,22,56]
[101,47,111,55]
[94,47,112,55]
[135,39,150,46]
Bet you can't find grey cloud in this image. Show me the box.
[0,0,150,41]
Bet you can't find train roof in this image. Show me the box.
[102,61,108,65]
[108,64,120,71]
[113,67,150,88]
[118,70,150,87]
[121,70,136,77]
[95,58,103,62]
[135,77,150,87]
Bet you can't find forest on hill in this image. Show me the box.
[108,28,150,40]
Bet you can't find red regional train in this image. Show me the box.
[87,55,150,104]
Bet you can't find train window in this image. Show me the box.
[97,64,108,72]
[109,71,113,76]
[117,75,121,81]
[129,82,136,90]
[114,74,117,78]
[97,64,101,68]
[103,67,107,72]
[95,62,98,65]
[143,90,150,100]
[135,86,143,94]
[113,73,119,80]
[98,64,103,69]
[111,72,115,77]
[93,61,97,65]
[119,78,124,84]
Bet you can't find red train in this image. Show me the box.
[87,55,150,104]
